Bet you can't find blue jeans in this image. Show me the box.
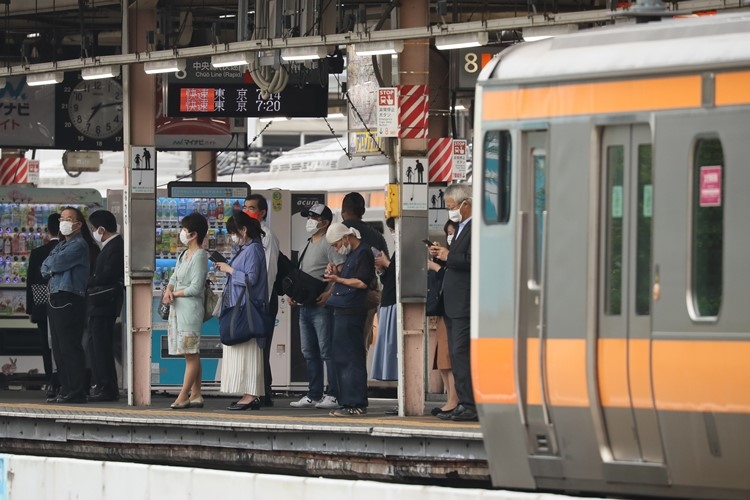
[299,305,337,400]
[331,312,368,408]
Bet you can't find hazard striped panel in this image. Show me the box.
[399,84,429,139]
[428,138,453,183]
[0,158,28,185]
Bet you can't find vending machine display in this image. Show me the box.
[150,183,251,388]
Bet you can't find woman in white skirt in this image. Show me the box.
[214,211,267,410]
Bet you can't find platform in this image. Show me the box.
[0,390,489,486]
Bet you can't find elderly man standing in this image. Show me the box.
[428,183,477,422]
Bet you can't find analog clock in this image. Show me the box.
[67,79,123,139]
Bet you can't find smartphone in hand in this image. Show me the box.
[371,246,382,257]
[209,251,227,263]
[422,239,434,247]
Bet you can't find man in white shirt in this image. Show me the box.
[244,195,280,406]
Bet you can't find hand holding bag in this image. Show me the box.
[219,274,272,346]
[158,296,170,320]
[203,280,218,322]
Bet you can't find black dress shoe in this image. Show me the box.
[46,387,61,403]
[431,406,456,417]
[227,398,261,411]
[451,404,478,422]
[55,393,88,404]
[87,391,119,403]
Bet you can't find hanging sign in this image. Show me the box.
[452,139,467,181]
[377,87,399,137]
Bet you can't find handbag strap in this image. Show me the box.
[297,240,311,269]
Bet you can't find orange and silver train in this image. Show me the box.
[472,12,750,499]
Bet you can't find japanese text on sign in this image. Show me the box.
[699,166,722,207]
[452,139,467,180]
[377,87,399,137]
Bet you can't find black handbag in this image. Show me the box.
[158,300,170,320]
[426,268,444,317]
[282,268,326,306]
[219,274,272,346]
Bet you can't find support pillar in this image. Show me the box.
[192,151,216,182]
[398,0,430,417]
[124,0,159,406]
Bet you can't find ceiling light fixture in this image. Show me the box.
[81,65,120,80]
[211,52,251,68]
[144,58,186,75]
[26,71,63,86]
[352,40,404,56]
[280,46,328,62]
[435,32,489,51]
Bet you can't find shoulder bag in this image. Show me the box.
[219,274,272,346]
[203,280,218,322]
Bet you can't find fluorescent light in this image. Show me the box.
[280,46,327,62]
[523,24,578,42]
[81,65,120,80]
[26,32,40,38]
[352,40,404,56]
[435,32,489,50]
[27,72,63,86]
[211,52,251,68]
[144,58,186,74]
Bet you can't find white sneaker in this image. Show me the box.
[315,395,339,409]
[290,396,320,408]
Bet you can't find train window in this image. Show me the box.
[532,150,547,283]
[483,130,512,224]
[691,138,723,318]
[635,144,653,315]
[604,145,624,316]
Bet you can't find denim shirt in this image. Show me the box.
[41,233,90,297]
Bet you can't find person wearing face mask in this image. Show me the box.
[427,183,477,422]
[41,207,95,403]
[84,210,124,402]
[426,219,459,418]
[214,211,268,411]
[162,213,209,409]
[288,203,344,409]
[322,223,375,417]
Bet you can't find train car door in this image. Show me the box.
[518,130,559,457]
[596,124,667,483]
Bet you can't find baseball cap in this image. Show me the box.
[300,203,333,221]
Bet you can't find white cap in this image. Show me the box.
[326,222,361,244]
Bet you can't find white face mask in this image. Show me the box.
[179,229,193,245]
[306,219,320,234]
[59,221,75,236]
[337,243,351,256]
[446,234,454,246]
[448,201,464,223]
[92,228,104,243]
[230,234,240,245]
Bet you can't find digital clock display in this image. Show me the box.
[169,83,327,118]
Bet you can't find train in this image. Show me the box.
[472,12,750,499]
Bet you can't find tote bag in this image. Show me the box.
[219,274,272,346]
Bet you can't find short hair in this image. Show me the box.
[245,194,268,220]
[47,213,60,236]
[444,183,472,205]
[180,212,209,245]
[386,217,395,231]
[342,192,366,219]
[226,211,265,241]
[88,210,117,233]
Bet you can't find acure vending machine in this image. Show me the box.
[0,186,104,379]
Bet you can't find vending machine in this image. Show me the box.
[0,186,104,379]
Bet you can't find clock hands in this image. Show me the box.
[88,101,123,124]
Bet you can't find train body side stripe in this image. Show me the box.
[481,75,701,121]
[473,338,750,412]
[715,71,750,106]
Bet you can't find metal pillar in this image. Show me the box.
[192,151,217,182]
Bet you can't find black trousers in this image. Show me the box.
[263,294,279,397]
[444,315,475,408]
[34,313,53,381]
[89,314,118,394]
[47,292,87,398]
[331,312,368,408]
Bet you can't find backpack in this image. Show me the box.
[273,251,294,296]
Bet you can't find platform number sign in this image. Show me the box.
[455,47,506,91]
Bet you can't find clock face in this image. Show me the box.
[67,79,123,139]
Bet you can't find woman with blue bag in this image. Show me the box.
[214,211,268,411]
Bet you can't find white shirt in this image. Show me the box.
[260,220,279,300]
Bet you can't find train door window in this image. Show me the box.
[635,144,653,315]
[691,138,724,319]
[532,149,547,283]
[604,145,624,316]
[483,130,512,225]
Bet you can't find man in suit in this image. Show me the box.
[26,214,61,402]
[428,183,477,422]
[86,210,124,402]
